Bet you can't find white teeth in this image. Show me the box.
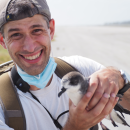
[24,52,41,60]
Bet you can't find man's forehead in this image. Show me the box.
[5,15,47,32]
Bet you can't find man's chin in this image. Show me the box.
[15,53,49,75]
[22,66,45,75]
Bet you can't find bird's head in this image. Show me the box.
[58,71,85,97]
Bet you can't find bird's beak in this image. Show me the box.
[58,87,66,97]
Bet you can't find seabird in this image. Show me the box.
[58,71,130,130]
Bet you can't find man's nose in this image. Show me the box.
[23,35,36,52]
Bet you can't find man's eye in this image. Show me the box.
[34,29,42,32]
[35,29,41,32]
[33,29,42,33]
[11,33,21,37]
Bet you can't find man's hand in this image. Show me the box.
[63,90,119,130]
[86,67,124,111]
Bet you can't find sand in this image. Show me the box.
[52,26,130,74]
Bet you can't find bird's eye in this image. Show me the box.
[70,78,79,85]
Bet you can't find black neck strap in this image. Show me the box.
[11,66,30,93]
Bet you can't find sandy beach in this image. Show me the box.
[52,25,130,130]
[52,26,130,74]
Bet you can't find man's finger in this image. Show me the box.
[87,74,99,96]
[101,93,116,116]
[86,74,103,110]
[88,92,110,120]
[76,92,93,112]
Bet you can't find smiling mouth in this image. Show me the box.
[20,50,43,60]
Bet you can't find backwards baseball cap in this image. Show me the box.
[0,0,51,29]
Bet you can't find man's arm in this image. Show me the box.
[88,67,130,111]
[120,88,130,110]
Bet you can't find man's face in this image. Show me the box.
[3,14,55,75]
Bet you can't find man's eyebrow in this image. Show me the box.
[8,28,21,33]
[30,24,44,29]
[8,25,44,33]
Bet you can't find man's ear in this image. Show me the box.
[49,19,55,40]
[0,33,6,49]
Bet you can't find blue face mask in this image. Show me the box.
[16,57,57,89]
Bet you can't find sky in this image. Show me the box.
[47,0,130,26]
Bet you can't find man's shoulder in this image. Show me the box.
[58,55,93,64]
[57,55,104,69]
[58,55,101,64]
[57,55,104,77]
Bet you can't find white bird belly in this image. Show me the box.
[66,91,83,106]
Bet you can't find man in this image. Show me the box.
[0,0,130,130]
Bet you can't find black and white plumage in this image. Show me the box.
[58,71,130,130]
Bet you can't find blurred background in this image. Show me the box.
[0,0,130,129]
[48,0,130,26]
[48,0,130,74]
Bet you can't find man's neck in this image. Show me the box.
[29,75,53,91]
